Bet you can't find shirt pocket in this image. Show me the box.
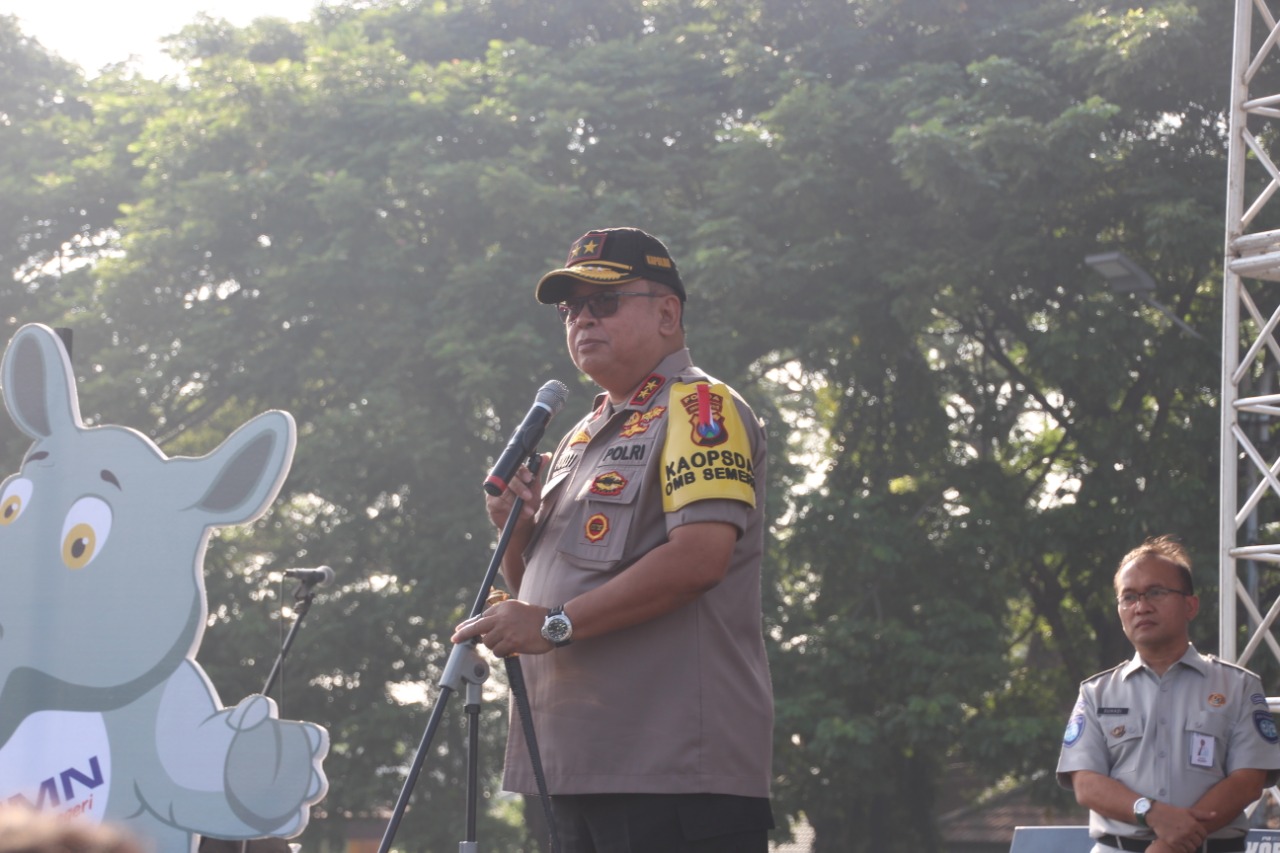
[555,463,644,570]
[1184,712,1231,776]
[1102,715,1146,780]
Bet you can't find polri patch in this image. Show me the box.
[603,444,646,463]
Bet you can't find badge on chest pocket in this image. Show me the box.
[1185,712,1230,771]
[1190,732,1215,767]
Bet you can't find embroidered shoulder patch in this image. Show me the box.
[1254,710,1279,744]
[1063,714,1085,747]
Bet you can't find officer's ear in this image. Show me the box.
[652,286,683,335]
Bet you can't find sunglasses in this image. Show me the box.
[555,291,665,324]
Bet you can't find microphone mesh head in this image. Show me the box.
[536,380,570,415]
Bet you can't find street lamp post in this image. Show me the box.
[1084,251,1208,343]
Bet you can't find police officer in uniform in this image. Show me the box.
[1057,535,1280,853]
[452,227,774,853]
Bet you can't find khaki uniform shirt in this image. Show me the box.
[502,348,773,798]
[1056,644,1280,840]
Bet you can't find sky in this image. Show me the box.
[4,0,322,77]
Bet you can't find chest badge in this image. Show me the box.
[590,471,628,496]
[1111,725,1126,738]
[620,406,665,438]
[1208,693,1227,707]
[584,513,610,543]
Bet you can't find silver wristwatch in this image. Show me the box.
[541,604,573,647]
[1133,796,1154,827]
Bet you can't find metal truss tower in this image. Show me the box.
[1223,0,1280,699]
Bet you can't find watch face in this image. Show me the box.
[544,616,571,642]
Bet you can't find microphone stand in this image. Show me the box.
[220,573,326,853]
[378,455,561,853]
[263,577,323,696]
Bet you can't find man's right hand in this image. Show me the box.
[484,452,548,530]
[1149,801,1215,853]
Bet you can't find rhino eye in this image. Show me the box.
[61,497,112,570]
[0,478,33,525]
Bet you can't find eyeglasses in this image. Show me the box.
[555,291,664,324]
[1117,586,1192,608]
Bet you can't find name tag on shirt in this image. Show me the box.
[1190,733,1215,767]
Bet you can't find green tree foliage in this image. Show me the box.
[719,2,1233,846]
[0,0,1244,850]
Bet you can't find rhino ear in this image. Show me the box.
[189,410,297,526]
[1,324,83,440]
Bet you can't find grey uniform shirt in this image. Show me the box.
[1056,644,1280,840]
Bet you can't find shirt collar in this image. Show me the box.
[589,347,695,414]
[1121,643,1204,679]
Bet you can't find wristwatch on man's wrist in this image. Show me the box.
[1133,796,1155,827]
[541,604,573,647]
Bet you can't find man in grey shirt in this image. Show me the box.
[1057,535,1280,853]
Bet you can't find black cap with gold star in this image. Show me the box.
[535,227,685,304]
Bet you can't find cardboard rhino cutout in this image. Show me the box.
[0,324,329,850]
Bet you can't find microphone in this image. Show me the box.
[483,380,570,496]
[283,566,335,587]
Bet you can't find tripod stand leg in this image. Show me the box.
[379,642,493,853]
[378,685,455,853]
[465,681,482,845]
[505,658,562,853]
[380,453,555,853]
